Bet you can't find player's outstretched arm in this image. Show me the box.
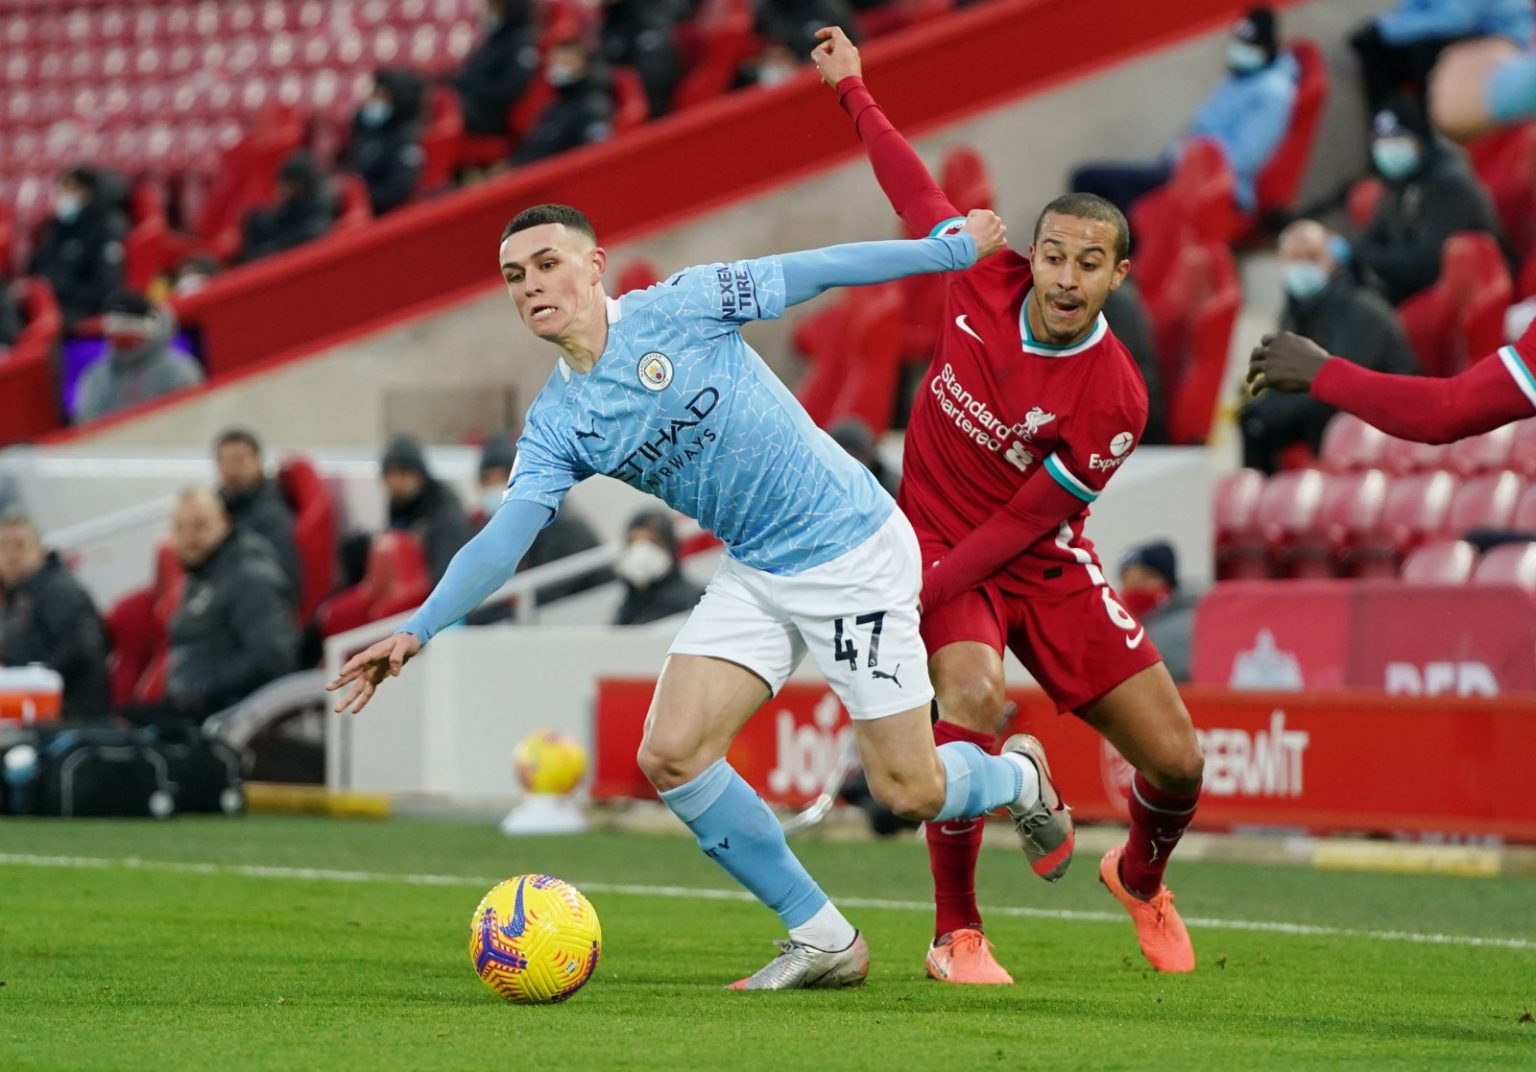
[777,210,1004,308]
[325,498,552,714]
[1248,332,1535,445]
[812,26,961,235]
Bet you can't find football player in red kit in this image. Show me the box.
[813,28,1205,980]
[1249,327,1536,440]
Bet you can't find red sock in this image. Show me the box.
[927,719,994,938]
[1120,772,1200,899]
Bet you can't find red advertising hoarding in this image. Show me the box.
[593,679,1536,841]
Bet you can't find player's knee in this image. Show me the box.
[867,769,944,821]
[1146,745,1204,795]
[939,675,1006,732]
[636,737,710,793]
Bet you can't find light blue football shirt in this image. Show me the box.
[507,256,892,575]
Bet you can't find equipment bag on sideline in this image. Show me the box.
[156,732,245,815]
[0,726,177,818]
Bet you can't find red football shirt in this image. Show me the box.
[837,78,1148,596]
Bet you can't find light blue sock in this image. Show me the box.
[658,759,829,930]
[934,741,1028,821]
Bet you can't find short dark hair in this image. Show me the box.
[216,427,262,455]
[501,204,596,243]
[1033,193,1131,262]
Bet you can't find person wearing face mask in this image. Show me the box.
[1352,97,1508,305]
[756,0,861,59]
[1240,220,1417,473]
[471,433,608,608]
[613,510,704,626]
[452,0,541,137]
[510,31,615,166]
[737,40,803,91]
[1069,7,1298,219]
[239,151,336,264]
[1116,542,1193,685]
[27,166,127,325]
[342,69,426,217]
[599,0,684,118]
[72,290,204,425]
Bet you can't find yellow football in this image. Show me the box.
[513,731,588,795]
[469,874,602,1004]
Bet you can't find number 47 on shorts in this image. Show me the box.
[832,611,886,672]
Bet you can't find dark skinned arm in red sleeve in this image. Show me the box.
[1310,352,1535,445]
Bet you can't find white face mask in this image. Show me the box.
[480,487,507,518]
[615,539,671,590]
[758,63,796,88]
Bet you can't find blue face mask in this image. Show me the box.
[1282,261,1330,302]
[1227,41,1268,73]
[1373,138,1421,180]
[54,192,82,223]
[360,99,391,128]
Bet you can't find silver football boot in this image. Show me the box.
[1000,733,1075,882]
[728,932,870,991]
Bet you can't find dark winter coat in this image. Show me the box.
[1355,139,1507,304]
[167,531,298,712]
[389,479,473,585]
[615,569,705,626]
[452,1,540,136]
[343,71,426,216]
[0,552,110,721]
[27,201,126,323]
[511,70,614,166]
[240,158,335,264]
[221,477,301,602]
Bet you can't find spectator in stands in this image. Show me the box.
[600,0,684,117]
[828,416,899,498]
[511,32,616,165]
[1351,0,1534,117]
[1069,7,1297,217]
[1241,220,1419,473]
[452,0,541,137]
[0,510,109,722]
[27,166,126,325]
[240,151,335,264]
[382,435,473,585]
[169,254,221,298]
[119,489,297,729]
[0,278,23,349]
[472,433,609,605]
[215,428,301,601]
[1117,541,1194,684]
[73,290,203,424]
[1352,96,1507,305]
[736,40,804,90]
[614,510,704,625]
[1102,279,1167,445]
[757,1,861,59]
[343,69,427,217]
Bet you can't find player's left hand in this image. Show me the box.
[811,26,862,88]
[962,209,1008,260]
[1246,332,1329,396]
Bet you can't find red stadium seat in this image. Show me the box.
[0,279,63,446]
[1251,40,1328,221]
[672,0,759,112]
[1397,234,1512,378]
[1278,469,1389,578]
[1400,539,1478,584]
[1466,122,1536,261]
[1153,243,1240,444]
[1221,469,1324,579]
[1319,412,1388,472]
[1213,469,1272,580]
[316,531,431,638]
[616,257,660,295]
[1132,140,1238,310]
[332,173,373,235]
[1353,471,1458,576]
[277,456,337,625]
[1472,541,1536,591]
[105,588,160,706]
[415,84,463,198]
[1442,471,1524,536]
[1444,424,1515,475]
[609,66,650,134]
[1507,418,1536,476]
[1513,479,1536,530]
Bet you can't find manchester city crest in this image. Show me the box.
[638,352,673,391]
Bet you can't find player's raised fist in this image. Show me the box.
[812,26,862,88]
[1246,331,1329,395]
[962,209,1008,259]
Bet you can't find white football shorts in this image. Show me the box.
[669,510,934,720]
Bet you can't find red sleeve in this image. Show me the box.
[920,469,1086,612]
[836,76,961,236]
[1310,351,1536,445]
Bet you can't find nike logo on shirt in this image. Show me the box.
[955,314,984,343]
[1126,627,1146,650]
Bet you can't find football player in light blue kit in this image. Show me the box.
[328,204,1069,990]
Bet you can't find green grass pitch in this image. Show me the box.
[0,815,1531,1071]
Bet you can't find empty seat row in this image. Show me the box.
[1400,538,1536,591]
[1317,412,1536,477]
[1216,465,1536,580]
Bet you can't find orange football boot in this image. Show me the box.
[1098,846,1195,973]
[924,929,1014,985]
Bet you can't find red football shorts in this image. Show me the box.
[919,575,1163,715]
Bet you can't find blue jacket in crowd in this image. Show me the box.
[1376,0,1534,48]
[1181,52,1300,212]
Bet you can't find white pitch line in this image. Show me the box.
[2,853,1531,953]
